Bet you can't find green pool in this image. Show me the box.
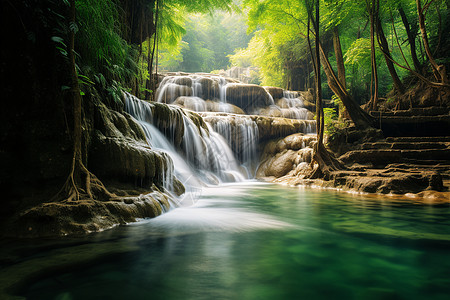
[3,182,450,299]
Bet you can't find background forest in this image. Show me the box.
[67,0,449,109]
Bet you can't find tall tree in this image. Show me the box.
[366,0,379,111]
[375,2,405,94]
[305,0,344,179]
[416,0,448,84]
[398,5,422,74]
[56,0,113,202]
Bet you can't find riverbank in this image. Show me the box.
[261,176,450,205]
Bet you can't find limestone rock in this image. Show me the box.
[257,133,315,178]
[264,86,284,100]
[225,83,274,114]
[10,190,172,238]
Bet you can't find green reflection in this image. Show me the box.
[1,183,449,300]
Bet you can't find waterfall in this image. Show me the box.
[207,116,259,177]
[277,91,312,121]
[124,93,247,205]
[127,73,317,207]
[155,74,313,122]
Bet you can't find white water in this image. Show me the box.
[124,93,247,206]
[125,74,317,207]
[156,74,308,121]
[208,115,259,177]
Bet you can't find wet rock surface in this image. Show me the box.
[1,99,182,238]
[7,190,171,238]
[259,117,450,202]
[256,133,316,178]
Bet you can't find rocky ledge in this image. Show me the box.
[257,130,450,204]
[5,190,172,238]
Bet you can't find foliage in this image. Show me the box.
[158,10,252,72]
[75,0,139,99]
[323,107,338,135]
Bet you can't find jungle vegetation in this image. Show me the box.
[1,0,448,201]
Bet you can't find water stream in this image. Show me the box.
[6,182,449,299]
[4,76,447,299]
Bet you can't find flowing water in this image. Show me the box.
[6,182,449,300]
[5,78,447,299]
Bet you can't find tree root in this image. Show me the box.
[52,157,115,203]
[307,142,345,180]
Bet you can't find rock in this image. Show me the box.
[257,133,315,178]
[256,105,283,117]
[197,77,218,100]
[264,86,284,100]
[428,172,444,191]
[174,96,207,112]
[339,150,404,167]
[330,169,443,195]
[265,150,296,177]
[201,113,316,143]
[254,116,316,141]
[205,100,245,114]
[89,133,173,190]
[9,190,172,238]
[150,102,185,148]
[380,115,450,137]
[225,83,274,113]
[156,83,193,104]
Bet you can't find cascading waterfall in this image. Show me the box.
[124,93,246,205]
[153,73,317,178]
[277,91,312,120]
[124,73,317,208]
[208,116,259,177]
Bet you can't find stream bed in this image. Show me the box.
[3,182,450,299]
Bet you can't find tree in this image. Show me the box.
[416,0,448,84]
[375,1,405,94]
[398,4,422,74]
[305,0,344,179]
[55,0,114,202]
[365,0,380,111]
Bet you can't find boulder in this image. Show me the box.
[225,83,274,113]
[156,83,192,104]
[264,86,284,100]
[205,100,245,114]
[256,133,315,178]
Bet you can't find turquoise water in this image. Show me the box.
[6,183,450,299]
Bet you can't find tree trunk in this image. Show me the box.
[55,0,113,202]
[398,6,422,74]
[375,11,405,94]
[367,0,379,111]
[332,27,348,119]
[319,43,376,130]
[305,0,345,179]
[68,0,84,190]
[332,27,346,90]
[416,0,448,83]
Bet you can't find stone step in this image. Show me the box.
[385,136,450,143]
[361,141,449,150]
[401,149,450,161]
[385,163,450,179]
[370,107,449,117]
[339,149,450,167]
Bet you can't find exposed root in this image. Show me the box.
[307,142,345,180]
[52,157,115,203]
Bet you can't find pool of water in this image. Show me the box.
[3,182,450,299]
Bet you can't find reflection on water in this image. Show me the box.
[2,182,450,299]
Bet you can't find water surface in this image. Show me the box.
[5,182,450,299]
